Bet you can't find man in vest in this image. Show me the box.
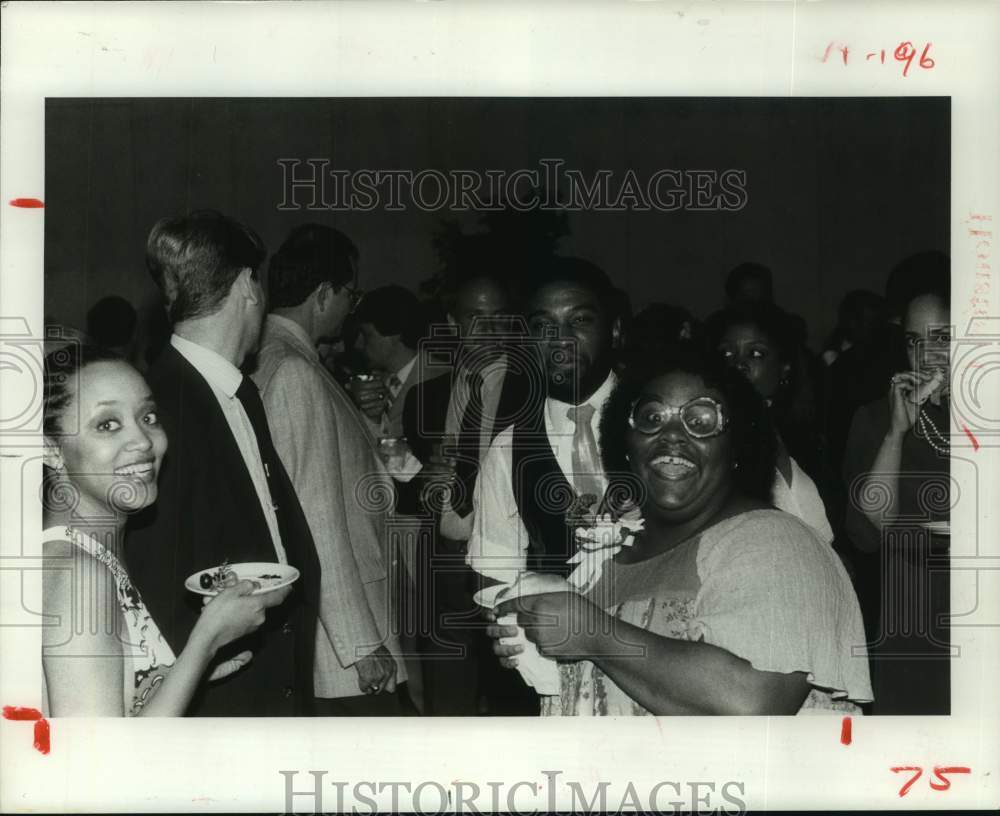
[466,257,622,587]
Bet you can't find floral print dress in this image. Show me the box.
[43,527,176,716]
[541,509,873,716]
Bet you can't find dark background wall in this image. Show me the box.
[44,97,949,345]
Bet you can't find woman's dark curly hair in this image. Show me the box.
[44,343,124,436]
[599,346,777,506]
[704,302,823,475]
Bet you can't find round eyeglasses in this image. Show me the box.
[627,396,728,438]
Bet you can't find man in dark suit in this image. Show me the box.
[400,273,538,715]
[126,210,321,717]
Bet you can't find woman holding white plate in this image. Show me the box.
[41,344,290,716]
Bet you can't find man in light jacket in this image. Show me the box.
[252,223,408,715]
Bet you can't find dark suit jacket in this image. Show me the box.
[125,344,321,716]
[400,360,532,520]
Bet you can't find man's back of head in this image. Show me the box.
[268,223,358,311]
[146,209,267,326]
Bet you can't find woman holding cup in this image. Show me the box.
[487,348,872,716]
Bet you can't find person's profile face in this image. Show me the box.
[526,282,614,402]
[317,280,355,341]
[625,371,734,522]
[50,361,168,516]
[717,322,788,401]
[355,321,394,371]
[904,293,950,385]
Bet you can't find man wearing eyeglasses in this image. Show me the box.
[467,256,623,589]
[252,224,409,715]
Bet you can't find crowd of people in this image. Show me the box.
[41,210,951,717]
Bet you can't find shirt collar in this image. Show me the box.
[266,314,318,360]
[546,369,618,436]
[393,355,417,387]
[170,333,243,398]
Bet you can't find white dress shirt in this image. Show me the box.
[365,354,417,438]
[170,334,287,563]
[439,354,508,541]
[466,370,617,583]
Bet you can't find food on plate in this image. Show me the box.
[198,561,238,592]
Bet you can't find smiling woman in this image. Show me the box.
[488,348,872,716]
[40,343,289,716]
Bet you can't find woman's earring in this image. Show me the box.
[732,461,740,471]
[625,454,630,462]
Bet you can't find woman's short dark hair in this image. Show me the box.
[146,210,266,324]
[44,342,124,436]
[886,250,949,319]
[268,223,358,309]
[704,302,798,363]
[599,346,776,505]
[703,302,820,476]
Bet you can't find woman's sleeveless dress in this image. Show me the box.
[42,526,176,716]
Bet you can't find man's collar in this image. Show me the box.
[266,313,318,360]
[170,334,243,398]
[546,369,618,432]
[393,354,417,386]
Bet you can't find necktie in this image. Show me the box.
[452,368,485,517]
[566,402,603,506]
[234,376,292,549]
[386,374,403,402]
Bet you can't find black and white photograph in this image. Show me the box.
[1,2,998,813]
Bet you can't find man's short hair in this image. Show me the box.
[353,285,425,348]
[724,262,774,301]
[267,223,358,309]
[146,210,266,324]
[523,256,617,313]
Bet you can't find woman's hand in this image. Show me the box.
[193,580,292,655]
[888,372,923,437]
[484,615,525,669]
[494,591,606,660]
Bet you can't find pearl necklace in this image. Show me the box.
[917,407,950,455]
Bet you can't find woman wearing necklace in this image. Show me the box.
[41,344,290,716]
[843,284,951,714]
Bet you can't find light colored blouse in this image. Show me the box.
[772,457,835,545]
[42,526,175,716]
[542,509,873,716]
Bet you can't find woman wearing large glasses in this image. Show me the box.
[488,348,872,716]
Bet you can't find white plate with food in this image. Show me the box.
[185,561,300,596]
[920,521,950,537]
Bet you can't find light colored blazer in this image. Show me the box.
[253,315,405,698]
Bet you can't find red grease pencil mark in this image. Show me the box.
[961,424,980,451]
[33,719,50,754]
[9,198,44,208]
[3,706,50,755]
[930,766,971,790]
[840,716,852,745]
[891,766,923,797]
[3,706,42,720]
